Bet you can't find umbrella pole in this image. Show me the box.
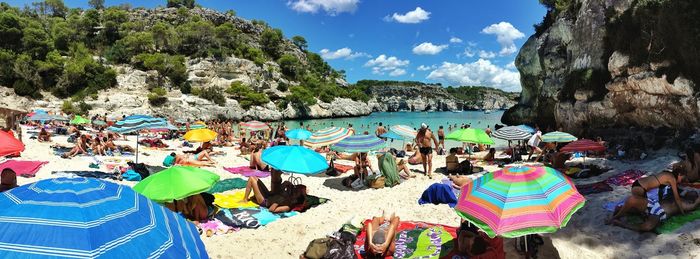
[136,133,140,164]
[525,235,529,259]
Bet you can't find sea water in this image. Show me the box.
[282,111,508,148]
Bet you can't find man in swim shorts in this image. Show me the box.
[416,123,439,179]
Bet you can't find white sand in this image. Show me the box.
[11,127,700,259]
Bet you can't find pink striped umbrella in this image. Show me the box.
[455,165,585,238]
[560,139,606,153]
[240,121,269,132]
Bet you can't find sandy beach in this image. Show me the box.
[10,126,700,259]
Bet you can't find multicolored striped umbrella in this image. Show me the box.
[304,127,352,148]
[491,126,532,140]
[331,134,386,153]
[445,128,494,145]
[240,121,270,131]
[0,177,208,258]
[455,165,585,238]
[390,125,417,138]
[560,139,605,153]
[107,115,167,133]
[541,131,578,143]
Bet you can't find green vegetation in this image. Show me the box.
[133,53,187,86]
[147,87,168,106]
[559,68,610,102]
[61,100,91,114]
[167,0,195,9]
[445,86,519,104]
[197,87,226,106]
[225,82,269,109]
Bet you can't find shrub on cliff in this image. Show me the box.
[148,87,168,106]
[278,54,301,79]
[198,87,226,106]
[133,53,187,87]
[226,82,269,109]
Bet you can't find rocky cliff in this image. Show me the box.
[369,84,458,112]
[503,0,700,134]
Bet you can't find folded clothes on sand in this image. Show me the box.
[0,160,47,177]
[224,166,270,178]
[52,170,119,180]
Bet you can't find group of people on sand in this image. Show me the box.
[56,130,135,158]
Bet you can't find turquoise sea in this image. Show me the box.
[283,111,507,149]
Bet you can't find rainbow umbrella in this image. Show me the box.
[445,128,494,145]
[541,131,577,143]
[331,134,386,153]
[240,121,269,132]
[455,165,585,238]
[390,125,417,138]
[184,129,218,142]
[304,127,352,148]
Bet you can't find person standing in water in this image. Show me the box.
[376,122,387,139]
[437,126,445,150]
[416,123,439,179]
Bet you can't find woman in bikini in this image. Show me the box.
[365,211,400,257]
[249,144,269,171]
[243,170,306,213]
[608,164,687,225]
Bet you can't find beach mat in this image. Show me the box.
[213,191,259,209]
[576,181,613,195]
[604,188,700,233]
[208,178,248,194]
[224,166,270,178]
[606,169,646,186]
[52,170,119,180]
[354,220,457,258]
[215,207,298,229]
[0,160,47,177]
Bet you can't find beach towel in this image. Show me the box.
[440,178,462,198]
[575,181,613,195]
[213,191,259,209]
[224,166,270,178]
[197,218,239,236]
[52,170,119,180]
[215,207,299,229]
[334,163,354,174]
[296,195,329,212]
[353,220,457,259]
[418,183,458,207]
[208,178,248,193]
[606,169,646,186]
[604,188,700,233]
[0,160,47,177]
[378,154,401,187]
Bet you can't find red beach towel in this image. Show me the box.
[0,160,48,177]
[334,164,354,174]
[224,166,270,178]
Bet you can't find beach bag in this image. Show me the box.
[458,160,472,175]
[163,155,175,167]
[437,147,445,155]
[122,169,142,181]
[367,174,385,189]
[325,234,357,259]
[325,159,340,176]
[128,162,150,180]
[378,154,401,187]
[304,237,333,259]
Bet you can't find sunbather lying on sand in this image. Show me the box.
[243,170,306,213]
[38,127,51,142]
[365,212,400,257]
[608,188,700,232]
[448,175,471,190]
[174,153,216,166]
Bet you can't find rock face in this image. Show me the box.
[503,0,699,134]
[369,84,458,112]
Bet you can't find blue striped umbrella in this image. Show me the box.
[304,127,352,148]
[331,134,386,153]
[262,145,328,175]
[27,113,54,122]
[0,177,208,258]
[380,131,405,140]
[286,128,313,140]
[107,115,167,163]
[542,131,578,143]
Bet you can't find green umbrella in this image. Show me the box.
[445,128,494,145]
[69,115,90,125]
[133,166,220,202]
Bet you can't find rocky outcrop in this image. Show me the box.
[503,0,699,134]
[369,84,458,112]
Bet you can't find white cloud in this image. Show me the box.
[481,22,525,56]
[449,37,463,44]
[319,47,369,60]
[386,7,430,24]
[389,69,407,77]
[287,0,359,16]
[462,48,476,58]
[365,55,410,75]
[506,61,517,70]
[417,64,437,71]
[426,59,521,92]
[478,50,496,59]
[412,42,448,55]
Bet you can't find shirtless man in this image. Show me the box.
[437,126,445,150]
[610,188,700,232]
[375,122,387,139]
[416,123,439,179]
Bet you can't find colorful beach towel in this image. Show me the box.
[52,170,119,180]
[334,163,354,174]
[576,181,613,195]
[224,166,270,178]
[606,169,646,186]
[208,178,248,193]
[418,183,458,207]
[197,218,239,236]
[0,160,47,177]
[215,207,299,229]
[354,221,458,259]
[213,191,259,209]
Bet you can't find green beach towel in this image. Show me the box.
[208,178,248,193]
[379,153,401,187]
[657,209,700,234]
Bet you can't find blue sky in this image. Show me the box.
[7,0,546,92]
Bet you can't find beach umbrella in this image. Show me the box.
[240,120,269,131]
[194,121,206,125]
[286,128,313,140]
[491,126,532,141]
[560,139,606,165]
[0,177,208,258]
[390,125,417,138]
[133,166,220,203]
[0,131,24,157]
[331,134,386,153]
[107,115,168,163]
[455,165,585,238]
[69,115,90,125]
[261,145,328,175]
[518,124,536,134]
[150,122,178,132]
[27,112,54,122]
[380,131,405,140]
[304,127,352,148]
[542,131,578,143]
[445,128,495,145]
[184,128,218,142]
[180,124,206,131]
[92,119,107,126]
[52,115,69,121]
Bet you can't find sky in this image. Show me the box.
[7,0,547,92]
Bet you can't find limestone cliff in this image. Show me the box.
[503,0,700,134]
